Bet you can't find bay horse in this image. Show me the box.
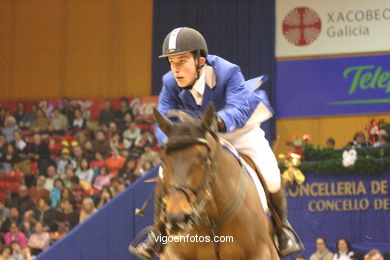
[154,104,279,260]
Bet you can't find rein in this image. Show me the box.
[161,132,248,260]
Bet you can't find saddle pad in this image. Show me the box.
[219,138,269,213]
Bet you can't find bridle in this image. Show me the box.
[160,131,249,260]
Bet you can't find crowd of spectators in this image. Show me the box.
[295,237,386,260]
[0,97,161,258]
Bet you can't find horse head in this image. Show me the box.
[154,104,219,235]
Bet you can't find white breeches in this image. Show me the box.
[220,126,281,193]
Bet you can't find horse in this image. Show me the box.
[154,104,279,260]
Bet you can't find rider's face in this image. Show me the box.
[168,53,204,88]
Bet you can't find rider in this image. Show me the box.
[131,27,303,259]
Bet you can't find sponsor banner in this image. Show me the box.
[287,171,390,253]
[0,96,158,122]
[276,0,390,58]
[276,54,390,118]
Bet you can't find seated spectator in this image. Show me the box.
[118,112,133,133]
[96,187,112,209]
[21,209,36,238]
[0,246,12,260]
[56,148,76,175]
[70,108,86,131]
[93,166,112,190]
[98,100,116,128]
[333,238,353,260]
[0,134,8,164]
[62,164,75,188]
[139,144,160,167]
[71,142,83,165]
[4,222,27,249]
[79,197,97,223]
[28,175,49,205]
[1,116,19,143]
[50,178,64,208]
[119,157,138,184]
[44,165,57,191]
[75,158,94,185]
[70,176,86,206]
[10,185,35,215]
[296,256,306,260]
[27,221,50,256]
[364,249,384,260]
[19,103,38,129]
[13,101,26,126]
[55,199,79,232]
[48,107,68,134]
[90,152,106,173]
[109,177,122,197]
[10,241,23,260]
[92,130,110,158]
[36,197,57,232]
[0,207,22,233]
[347,131,368,148]
[27,133,52,176]
[374,126,390,147]
[115,97,133,129]
[109,132,124,152]
[30,109,49,133]
[310,237,333,260]
[0,200,10,228]
[139,160,153,176]
[60,97,74,128]
[2,143,21,172]
[123,121,141,149]
[10,130,27,157]
[105,148,125,176]
[106,122,118,139]
[82,140,95,162]
[326,138,335,149]
[57,187,75,211]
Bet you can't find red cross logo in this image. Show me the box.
[282,7,321,46]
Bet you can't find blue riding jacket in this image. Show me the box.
[155,54,272,145]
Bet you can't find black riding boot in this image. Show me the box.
[129,191,165,260]
[269,188,304,257]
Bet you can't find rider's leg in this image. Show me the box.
[129,174,165,260]
[225,126,303,256]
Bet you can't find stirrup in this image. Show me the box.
[277,220,304,257]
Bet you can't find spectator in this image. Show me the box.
[4,222,27,248]
[115,97,133,128]
[106,122,118,139]
[0,134,8,164]
[13,101,26,126]
[310,237,333,260]
[57,187,75,211]
[365,249,384,260]
[119,157,138,184]
[79,197,97,223]
[118,112,133,133]
[44,165,57,191]
[109,177,122,197]
[333,238,354,260]
[10,185,35,215]
[10,241,23,260]
[56,199,79,231]
[96,187,112,209]
[75,158,94,185]
[49,107,68,134]
[30,109,49,133]
[139,160,153,176]
[27,221,50,255]
[0,201,9,228]
[50,178,64,208]
[109,132,123,152]
[10,130,27,157]
[60,97,74,128]
[62,164,75,188]
[123,121,141,149]
[92,130,110,158]
[27,133,52,176]
[71,143,83,165]
[90,152,106,172]
[133,130,153,156]
[347,131,368,148]
[296,256,306,260]
[93,166,112,190]
[36,197,57,232]
[82,140,95,162]
[139,144,160,167]
[28,175,49,205]
[326,138,335,149]
[2,116,19,143]
[0,207,22,233]
[0,246,12,260]
[374,126,390,147]
[70,176,86,206]
[2,144,20,172]
[105,147,125,176]
[71,108,86,131]
[56,148,76,175]
[20,210,36,238]
[98,100,115,128]
[19,103,38,129]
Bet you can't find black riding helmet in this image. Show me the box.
[159,27,208,58]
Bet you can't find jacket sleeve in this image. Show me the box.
[154,83,179,145]
[217,67,250,132]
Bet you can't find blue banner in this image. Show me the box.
[276,54,390,118]
[286,171,390,258]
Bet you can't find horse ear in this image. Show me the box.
[153,107,174,137]
[202,103,217,132]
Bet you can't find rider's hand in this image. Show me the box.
[217,117,226,133]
